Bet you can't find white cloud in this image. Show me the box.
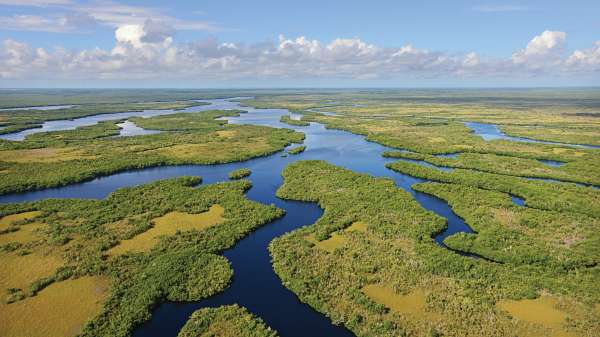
[0,0,220,33]
[0,29,598,82]
[0,12,96,32]
[511,30,566,66]
[566,41,600,70]
[0,0,72,6]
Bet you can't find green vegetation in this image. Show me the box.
[229,168,252,180]
[0,111,304,194]
[287,145,306,155]
[385,150,600,186]
[0,176,285,337]
[386,161,600,218]
[270,160,599,337]
[178,305,277,337]
[280,115,309,126]
[0,101,207,134]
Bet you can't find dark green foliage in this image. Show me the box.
[287,145,306,155]
[229,168,251,180]
[130,110,245,131]
[178,305,278,337]
[386,160,600,218]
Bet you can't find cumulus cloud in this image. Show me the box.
[566,41,600,70]
[0,27,598,82]
[512,30,566,66]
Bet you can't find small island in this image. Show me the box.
[287,145,306,155]
[228,168,252,180]
[280,115,309,126]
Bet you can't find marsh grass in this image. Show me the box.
[0,211,42,229]
[307,222,369,252]
[0,248,63,301]
[496,296,578,337]
[0,147,94,163]
[107,204,224,256]
[362,284,440,320]
[0,276,110,337]
[0,222,45,245]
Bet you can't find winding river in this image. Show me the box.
[465,121,600,149]
[0,98,525,337]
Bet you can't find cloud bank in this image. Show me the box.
[1,24,599,83]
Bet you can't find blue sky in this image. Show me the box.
[0,0,599,87]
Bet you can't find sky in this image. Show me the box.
[0,0,599,88]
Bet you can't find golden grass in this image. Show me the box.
[496,296,578,337]
[362,284,440,320]
[427,137,446,143]
[0,211,42,230]
[107,204,224,256]
[346,221,368,232]
[493,208,520,229]
[216,130,237,138]
[307,222,369,252]
[309,233,346,252]
[0,222,45,245]
[0,276,110,337]
[0,248,63,297]
[0,148,93,163]
[149,140,272,161]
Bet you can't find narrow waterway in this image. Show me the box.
[465,121,600,149]
[0,98,489,337]
[0,104,76,111]
[0,98,248,141]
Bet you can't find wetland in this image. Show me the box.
[0,89,598,337]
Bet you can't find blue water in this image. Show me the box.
[511,195,526,206]
[434,153,459,159]
[0,104,76,111]
[465,121,600,149]
[0,98,480,337]
[538,159,565,167]
[116,120,161,137]
[0,99,247,141]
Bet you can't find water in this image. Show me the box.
[0,99,246,141]
[465,121,600,149]
[538,159,565,167]
[511,195,526,206]
[0,98,480,337]
[116,120,161,137]
[0,104,76,111]
[434,153,459,159]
